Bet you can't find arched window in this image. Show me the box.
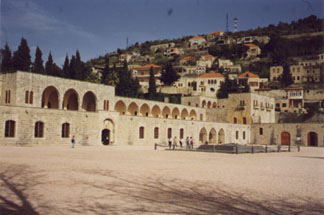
[35,121,44,138]
[233,117,237,124]
[235,131,239,140]
[154,127,159,139]
[103,100,109,111]
[5,120,15,137]
[25,91,29,104]
[62,123,70,138]
[29,91,33,104]
[243,131,246,140]
[167,128,172,139]
[139,127,144,139]
[243,117,247,124]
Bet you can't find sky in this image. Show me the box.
[1,0,323,66]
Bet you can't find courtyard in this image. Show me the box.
[0,145,323,215]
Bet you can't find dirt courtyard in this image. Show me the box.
[0,145,323,215]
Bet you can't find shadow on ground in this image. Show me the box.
[75,169,324,215]
[1,164,323,215]
[0,164,51,215]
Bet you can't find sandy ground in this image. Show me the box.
[0,144,324,215]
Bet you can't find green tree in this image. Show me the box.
[12,37,31,71]
[45,52,54,76]
[116,62,132,96]
[32,46,44,74]
[62,55,70,78]
[75,50,83,80]
[279,64,293,87]
[160,63,180,86]
[148,66,157,99]
[69,55,77,79]
[1,43,12,73]
[101,57,110,84]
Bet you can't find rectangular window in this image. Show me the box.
[35,121,44,138]
[236,131,239,139]
[259,128,263,135]
[5,120,15,137]
[154,127,159,139]
[200,114,203,121]
[5,90,11,104]
[243,117,247,124]
[62,123,70,138]
[25,91,29,104]
[180,128,184,139]
[243,131,246,140]
[167,128,172,139]
[139,127,144,139]
[29,91,33,104]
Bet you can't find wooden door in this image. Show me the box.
[281,132,290,145]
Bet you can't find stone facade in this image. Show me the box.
[1,71,323,147]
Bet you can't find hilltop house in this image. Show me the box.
[238,72,268,92]
[207,30,225,41]
[243,44,261,59]
[131,64,162,87]
[150,42,175,52]
[189,36,207,47]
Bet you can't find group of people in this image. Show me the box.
[168,136,194,150]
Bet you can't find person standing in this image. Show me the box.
[168,138,172,149]
[190,136,193,150]
[186,136,190,150]
[71,136,76,148]
[173,136,178,150]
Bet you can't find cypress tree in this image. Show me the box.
[101,57,110,84]
[45,52,54,76]
[12,37,31,71]
[160,63,179,86]
[116,62,132,96]
[148,66,157,99]
[32,46,44,74]
[69,55,76,79]
[279,64,293,87]
[62,55,70,78]
[1,43,12,73]
[75,50,82,80]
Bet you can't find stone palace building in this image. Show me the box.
[0,71,323,147]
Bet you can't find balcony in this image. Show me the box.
[253,104,259,110]
[236,105,245,111]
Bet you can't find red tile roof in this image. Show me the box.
[238,72,259,78]
[199,73,224,78]
[136,64,162,69]
[210,30,223,35]
[180,56,193,61]
[285,88,303,91]
[243,43,258,48]
[201,54,214,59]
[190,36,205,41]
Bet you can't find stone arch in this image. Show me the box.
[181,108,189,120]
[199,127,208,144]
[172,107,180,119]
[218,128,225,144]
[114,100,126,115]
[162,106,171,118]
[103,118,115,144]
[212,102,217,108]
[209,128,217,144]
[140,103,150,117]
[82,91,97,112]
[151,105,161,118]
[63,89,79,110]
[128,102,139,115]
[42,86,59,109]
[207,101,212,109]
[202,100,206,108]
[281,131,290,146]
[189,110,197,120]
[307,132,318,147]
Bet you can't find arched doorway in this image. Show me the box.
[128,102,139,115]
[101,129,110,145]
[308,132,318,146]
[199,127,207,144]
[281,132,290,145]
[151,105,161,118]
[103,119,115,144]
[42,86,59,109]
[209,128,216,144]
[189,110,197,120]
[218,129,225,144]
[140,103,150,117]
[114,100,126,115]
[82,91,97,112]
[63,89,79,110]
